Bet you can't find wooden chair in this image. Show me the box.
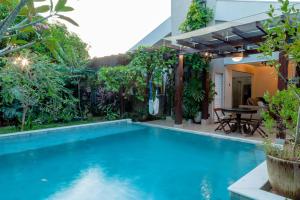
[247,118,268,138]
[214,108,234,133]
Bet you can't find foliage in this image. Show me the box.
[40,23,90,116]
[183,53,214,119]
[98,46,178,119]
[103,104,119,121]
[179,0,213,33]
[263,88,300,138]
[264,139,300,161]
[208,79,217,104]
[260,0,300,64]
[129,46,177,91]
[124,107,148,122]
[185,53,210,71]
[99,46,178,102]
[41,23,89,66]
[183,78,205,119]
[0,0,77,57]
[259,0,300,157]
[0,51,78,130]
[94,88,119,120]
[98,65,137,98]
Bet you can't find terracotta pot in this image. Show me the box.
[266,155,300,199]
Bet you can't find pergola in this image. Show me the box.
[163,11,290,125]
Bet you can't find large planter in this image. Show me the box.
[267,155,300,199]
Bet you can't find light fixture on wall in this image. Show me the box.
[231,52,244,62]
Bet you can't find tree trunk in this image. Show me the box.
[21,106,28,131]
[119,86,125,117]
[278,52,289,90]
[77,80,82,117]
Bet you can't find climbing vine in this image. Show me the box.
[179,0,213,33]
[183,54,210,119]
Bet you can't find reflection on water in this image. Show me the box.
[47,167,143,200]
[200,178,212,200]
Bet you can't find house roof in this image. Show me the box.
[129,17,171,52]
[164,4,300,56]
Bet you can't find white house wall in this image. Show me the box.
[214,0,288,22]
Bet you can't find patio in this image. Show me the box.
[145,118,276,143]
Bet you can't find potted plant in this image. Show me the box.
[263,89,300,199]
[259,0,300,198]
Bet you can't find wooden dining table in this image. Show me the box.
[221,108,257,133]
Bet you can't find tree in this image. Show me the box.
[0,0,77,57]
[179,0,213,33]
[0,50,78,130]
[42,23,89,64]
[259,0,300,155]
[98,46,178,117]
[40,23,90,116]
[129,46,177,101]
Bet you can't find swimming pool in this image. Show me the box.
[0,120,264,200]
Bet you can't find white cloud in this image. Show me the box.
[47,167,144,200]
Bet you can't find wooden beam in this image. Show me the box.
[256,21,267,35]
[278,51,288,90]
[175,54,184,125]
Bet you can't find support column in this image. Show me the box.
[174,54,184,125]
[202,69,210,120]
[278,51,288,90]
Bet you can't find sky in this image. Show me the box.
[59,0,171,58]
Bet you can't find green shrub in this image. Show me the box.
[0,50,78,130]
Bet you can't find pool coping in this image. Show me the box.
[138,122,263,145]
[228,162,289,200]
[0,119,263,146]
[0,119,132,139]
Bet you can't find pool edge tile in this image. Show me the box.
[0,119,132,139]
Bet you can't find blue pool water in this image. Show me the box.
[0,121,264,200]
